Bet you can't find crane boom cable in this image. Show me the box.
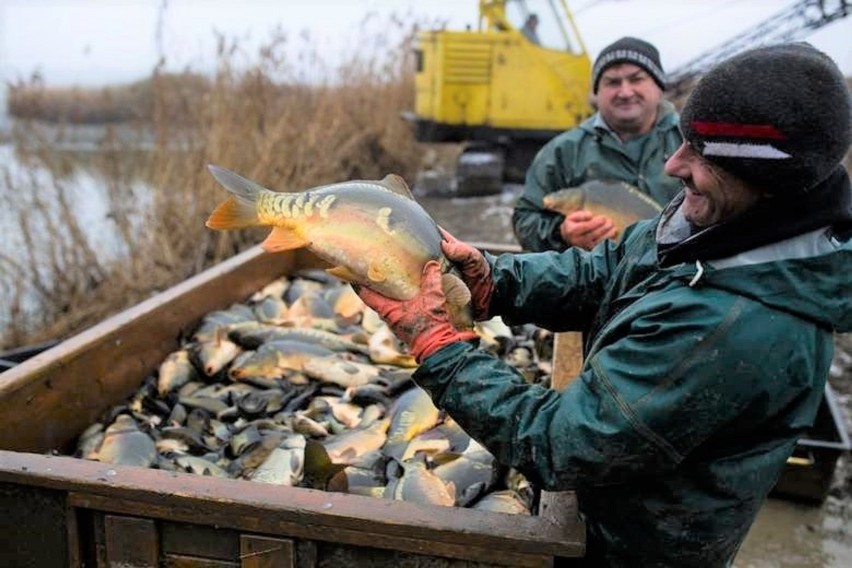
[667,0,849,92]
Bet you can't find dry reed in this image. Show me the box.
[0,16,446,350]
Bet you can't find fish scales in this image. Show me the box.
[205,166,472,329]
[542,180,663,237]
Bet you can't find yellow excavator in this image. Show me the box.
[409,0,851,196]
[408,0,593,195]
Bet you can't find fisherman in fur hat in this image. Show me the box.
[356,43,852,566]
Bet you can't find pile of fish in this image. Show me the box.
[70,270,555,514]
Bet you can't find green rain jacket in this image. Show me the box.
[414,169,852,566]
[513,101,683,252]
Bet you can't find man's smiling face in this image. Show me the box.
[664,141,764,227]
[596,63,662,139]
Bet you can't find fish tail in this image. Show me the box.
[206,165,269,230]
[206,196,260,230]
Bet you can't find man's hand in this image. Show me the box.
[439,227,493,321]
[354,260,479,363]
[559,211,617,250]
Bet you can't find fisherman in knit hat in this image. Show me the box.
[356,43,851,566]
[514,36,683,252]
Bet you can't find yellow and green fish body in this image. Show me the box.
[542,179,663,238]
[206,166,471,328]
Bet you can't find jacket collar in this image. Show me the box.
[656,165,852,267]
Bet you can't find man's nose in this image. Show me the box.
[615,80,635,97]
[664,144,689,176]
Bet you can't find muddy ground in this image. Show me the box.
[416,180,852,568]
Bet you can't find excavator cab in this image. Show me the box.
[481,0,585,52]
[411,0,593,195]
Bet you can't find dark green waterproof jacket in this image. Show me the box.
[415,170,852,567]
[513,101,683,252]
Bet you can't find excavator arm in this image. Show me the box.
[667,0,850,96]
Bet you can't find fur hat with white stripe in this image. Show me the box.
[681,43,851,194]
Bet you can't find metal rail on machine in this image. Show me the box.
[666,0,850,95]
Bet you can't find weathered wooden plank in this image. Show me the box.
[240,535,295,568]
[71,494,556,566]
[105,514,159,567]
[552,332,584,391]
[0,482,69,568]
[162,522,240,560]
[66,500,82,568]
[0,452,583,561]
[68,491,569,566]
[539,490,587,564]
[165,554,239,568]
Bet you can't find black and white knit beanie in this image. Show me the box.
[592,37,666,93]
[680,43,852,194]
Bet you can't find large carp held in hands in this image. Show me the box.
[542,179,663,237]
[206,165,472,329]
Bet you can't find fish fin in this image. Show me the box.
[338,447,357,462]
[208,165,272,199]
[303,440,346,490]
[446,480,457,500]
[384,441,407,461]
[621,182,663,211]
[431,452,464,467]
[212,326,227,345]
[261,227,308,252]
[382,478,399,499]
[367,262,388,283]
[326,470,349,493]
[543,187,585,216]
[380,174,414,200]
[326,265,362,283]
[458,481,486,507]
[206,165,278,229]
[442,273,471,306]
[206,196,260,230]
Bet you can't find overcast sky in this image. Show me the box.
[1,0,850,88]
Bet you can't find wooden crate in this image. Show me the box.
[0,244,585,567]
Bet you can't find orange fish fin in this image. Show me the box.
[260,227,307,252]
[326,265,361,283]
[380,174,414,200]
[446,480,457,499]
[206,196,259,230]
[367,262,388,283]
[542,187,585,216]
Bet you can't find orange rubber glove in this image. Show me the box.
[355,260,479,363]
[439,228,494,321]
[559,211,617,250]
